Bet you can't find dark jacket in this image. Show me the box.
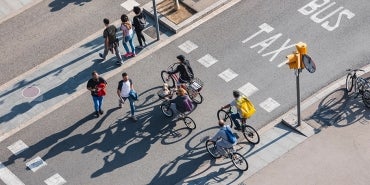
[132,13,146,31]
[168,61,194,82]
[170,95,190,113]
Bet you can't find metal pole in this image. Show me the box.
[296,69,301,126]
[152,0,160,40]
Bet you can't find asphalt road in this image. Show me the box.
[0,0,369,184]
[0,0,148,86]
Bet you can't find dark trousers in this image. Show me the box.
[135,29,146,46]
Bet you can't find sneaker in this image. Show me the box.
[234,126,241,131]
[95,111,100,118]
[99,110,104,115]
[131,53,136,57]
[131,115,137,122]
[124,53,131,58]
[99,53,105,60]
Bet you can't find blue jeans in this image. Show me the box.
[122,96,135,116]
[230,112,242,128]
[123,34,135,54]
[92,96,103,112]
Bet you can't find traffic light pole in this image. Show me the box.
[295,69,301,127]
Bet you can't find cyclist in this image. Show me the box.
[167,55,194,84]
[220,90,247,130]
[209,120,237,156]
[168,87,193,116]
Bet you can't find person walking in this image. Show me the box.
[120,14,136,58]
[99,18,123,65]
[87,71,107,118]
[132,6,147,49]
[117,72,137,121]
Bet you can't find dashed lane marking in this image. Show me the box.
[7,140,29,156]
[277,60,288,68]
[0,162,25,185]
[121,0,139,11]
[218,68,238,82]
[259,97,280,113]
[26,156,47,172]
[178,40,198,54]
[44,173,67,185]
[238,82,259,97]
[197,54,218,68]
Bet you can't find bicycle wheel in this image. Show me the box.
[217,109,233,128]
[231,152,248,171]
[205,140,221,158]
[161,71,175,88]
[362,90,370,108]
[183,116,196,129]
[243,125,260,144]
[160,102,173,117]
[345,74,354,92]
[189,92,203,104]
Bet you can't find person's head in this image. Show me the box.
[103,18,109,26]
[92,71,99,80]
[233,90,240,99]
[176,55,185,63]
[122,72,128,81]
[133,6,141,15]
[121,14,129,23]
[177,87,186,96]
[218,119,225,127]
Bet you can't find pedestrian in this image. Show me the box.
[117,72,137,121]
[132,6,147,49]
[99,18,124,65]
[120,14,136,57]
[87,71,107,118]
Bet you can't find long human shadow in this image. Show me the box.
[49,0,92,12]
[0,47,119,124]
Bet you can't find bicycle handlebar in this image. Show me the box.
[347,69,365,72]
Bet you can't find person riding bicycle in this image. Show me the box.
[167,55,194,84]
[168,87,194,116]
[220,90,254,130]
[210,120,237,156]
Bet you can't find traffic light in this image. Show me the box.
[286,42,307,69]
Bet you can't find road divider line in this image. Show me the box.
[0,162,25,185]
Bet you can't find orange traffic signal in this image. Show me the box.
[286,42,307,69]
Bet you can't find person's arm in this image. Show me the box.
[117,81,122,98]
[221,104,231,110]
[87,80,96,92]
[210,130,222,142]
[167,65,180,74]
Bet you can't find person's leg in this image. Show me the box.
[122,40,130,57]
[135,30,143,46]
[128,96,136,117]
[100,46,109,60]
[216,141,226,156]
[113,45,123,62]
[92,96,99,117]
[230,113,241,129]
[98,96,103,114]
[129,36,135,55]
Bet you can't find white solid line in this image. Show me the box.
[277,60,288,68]
[0,162,25,185]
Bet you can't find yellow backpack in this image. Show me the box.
[236,96,256,118]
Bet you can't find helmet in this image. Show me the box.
[176,55,185,62]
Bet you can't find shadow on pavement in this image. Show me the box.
[49,0,93,12]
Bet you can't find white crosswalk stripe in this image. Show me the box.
[178,40,198,53]
[121,0,140,11]
[197,54,218,68]
[44,173,67,185]
[0,162,25,185]
[238,82,259,97]
[26,156,47,172]
[7,140,29,156]
[218,68,238,82]
[259,97,280,112]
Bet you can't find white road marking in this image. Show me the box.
[197,54,218,68]
[238,82,259,97]
[44,173,66,185]
[277,60,288,68]
[26,156,47,172]
[218,68,238,82]
[178,40,198,53]
[121,0,140,11]
[0,162,25,185]
[259,97,280,112]
[7,140,29,156]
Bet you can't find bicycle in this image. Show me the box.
[161,63,204,104]
[160,99,196,129]
[217,107,260,144]
[345,69,370,108]
[205,139,248,171]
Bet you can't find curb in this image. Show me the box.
[142,0,229,33]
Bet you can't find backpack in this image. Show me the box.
[137,14,146,30]
[236,96,256,118]
[224,127,237,144]
[183,96,194,112]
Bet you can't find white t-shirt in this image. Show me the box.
[119,80,131,97]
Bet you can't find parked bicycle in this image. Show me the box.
[161,63,204,104]
[159,99,196,129]
[205,139,248,171]
[217,107,260,144]
[345,69,370,108]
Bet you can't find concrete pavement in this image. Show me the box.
[0,0,42,23]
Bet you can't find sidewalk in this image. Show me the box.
[243,72,370,185]
[0,0,42,23]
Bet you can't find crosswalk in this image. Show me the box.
[178,39,281,113]
[1,140,66,185]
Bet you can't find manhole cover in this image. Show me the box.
[22,86,40,98]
